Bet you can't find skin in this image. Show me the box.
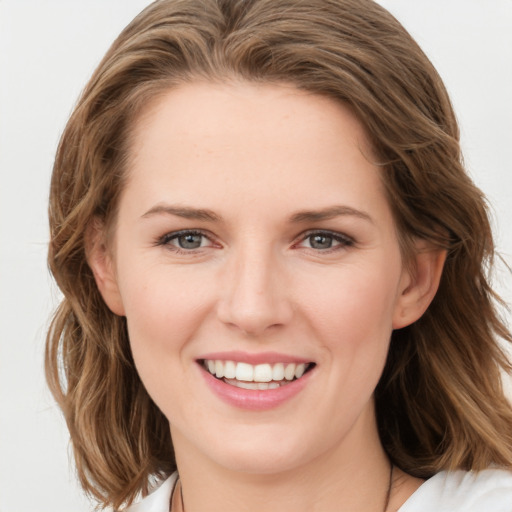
[89,81,444,512]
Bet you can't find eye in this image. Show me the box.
[174,233,206,249]
[157,230,214,251]
[307,233,336,250]
[297,230,354,251]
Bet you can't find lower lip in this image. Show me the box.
[199,366,313,411]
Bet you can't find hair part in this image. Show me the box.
[46,0,512,508]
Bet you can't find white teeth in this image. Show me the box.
[235,362,254,382]
[284,363,295,380]
[225,379,284,390]
[272,363,285,381]
[295,363,307,379]
[215,360,224,379]
[224,360,236,379]
[204,359,312,385]
[230,380,260,390]
[253,364,272,382]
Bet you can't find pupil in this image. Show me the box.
[178,234,202,249]
[310,234,332,249]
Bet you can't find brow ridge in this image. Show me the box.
[290,206,373,224]
[141,203,373,224]
[141,204,221,222]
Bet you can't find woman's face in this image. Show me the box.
[95,82,425,475]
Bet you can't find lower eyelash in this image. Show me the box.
[303,231,354,249]
[155,230,207,247]
[332,234,354,246]
[153,229,353,253]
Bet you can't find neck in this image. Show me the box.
[171,408,393,512]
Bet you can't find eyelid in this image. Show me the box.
[155,229,219,250]
[154,228,354,253]
[293,229,355,250]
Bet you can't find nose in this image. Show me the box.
[216,245,293,336]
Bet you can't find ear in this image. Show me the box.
[85,218,126,316]
[392,242,446,329]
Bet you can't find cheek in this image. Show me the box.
[118,266,214,378]
[302,261,402,346]
[299,261,401,404]
[120,260,212,330]
[304,263,402,413]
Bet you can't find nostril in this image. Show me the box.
[216,263,293,334]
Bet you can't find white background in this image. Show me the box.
[0,1,510,511]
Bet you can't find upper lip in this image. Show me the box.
[197,351,313,365]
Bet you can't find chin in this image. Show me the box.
[201,427,316,476]
[214,450,304,476]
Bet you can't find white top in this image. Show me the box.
[124,469,512,511]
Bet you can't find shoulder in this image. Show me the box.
[399,468,512,512]
[123,473,178,512]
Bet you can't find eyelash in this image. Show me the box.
[155,229,354,254]
[295,230,354,253]
[155,229,216,254]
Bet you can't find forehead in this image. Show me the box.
[123,81,388,222]
[129,80,374,162]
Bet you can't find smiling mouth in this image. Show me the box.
[200,359,315,390]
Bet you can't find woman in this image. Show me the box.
[46,0,512,510]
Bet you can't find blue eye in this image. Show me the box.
[174,233,205,249]
[158,230,211,250]
[299,231,353,251]
[308,233,335,249]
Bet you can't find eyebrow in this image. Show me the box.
[290,206,374,224]
[141,203,373,225]
[141,204,221,222]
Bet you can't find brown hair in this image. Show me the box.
[46,0,512,508]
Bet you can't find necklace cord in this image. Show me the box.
[172,463,395,512]
[383,463,394,512]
